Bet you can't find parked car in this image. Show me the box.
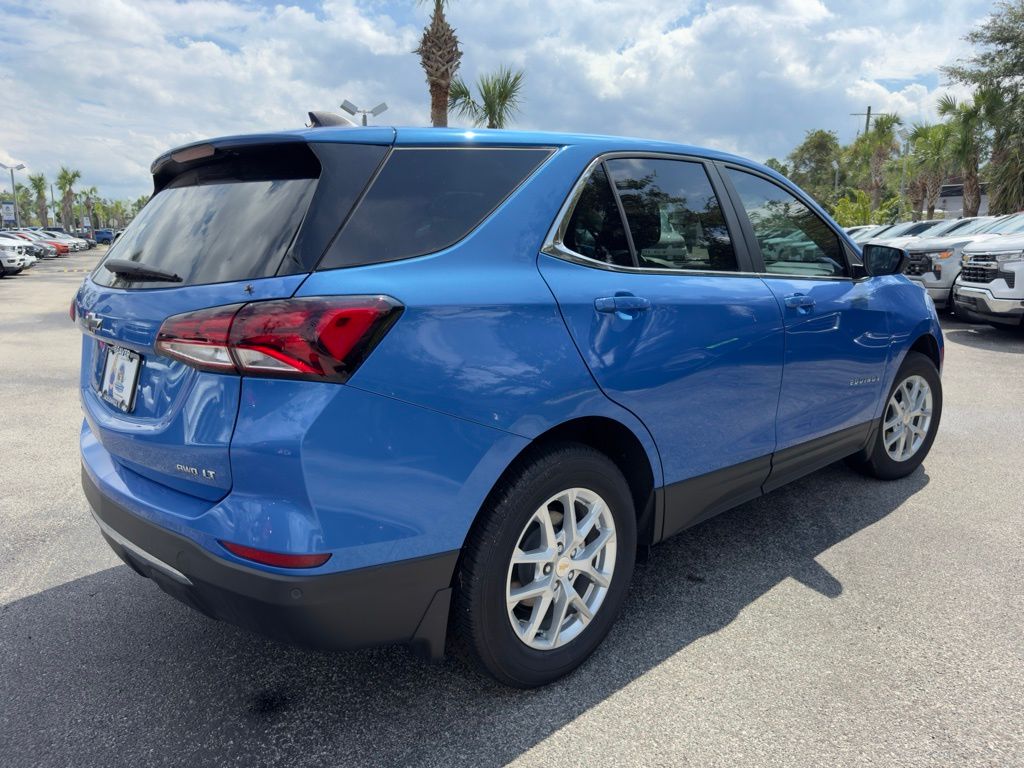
[76,128,944,687]
[848,224,890,243]
[12,229,69,255]
[866,219,950,245]
[94,228,115,244]
[0,231,53,259]
[0,240,28,275]
[954,229,1024,329]
[902,215,1024,310]
[42,230,89,251]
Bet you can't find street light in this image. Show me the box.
[0,162,26,228]
[340,100,388,126]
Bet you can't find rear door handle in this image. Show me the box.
[784,293,815,309]
[595,296,651,313]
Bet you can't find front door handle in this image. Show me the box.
[595,295,651,314]
[784,293,815,310]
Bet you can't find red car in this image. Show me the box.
[12,231,69,255]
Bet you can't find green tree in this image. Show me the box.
[415,0,462,127]
[80,185,99,230]
[864,114,903,212]
[449,66,525,129]
[937,94,986,217]
[131,194,150,216]
[763,158,789,175]
[785,129,841,206]
[56,166,81,229]
[944,2,1024,213]
[28,173,48,227]
[13,183,33,226]
[908,123,951,219]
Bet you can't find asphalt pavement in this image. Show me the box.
[1,251,1021,767]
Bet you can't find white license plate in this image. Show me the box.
[99,345,142,413]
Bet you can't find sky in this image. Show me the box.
[0,0,998,200]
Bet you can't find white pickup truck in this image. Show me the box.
[954,231,1024,329]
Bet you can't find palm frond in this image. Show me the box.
[448,76,481,122]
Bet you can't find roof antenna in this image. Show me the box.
[307,111,356,128]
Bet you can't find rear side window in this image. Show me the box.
[319,148,551,269]
[563,164,633,268]
[606,158,738,272]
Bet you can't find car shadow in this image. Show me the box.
[941,317,1024,354]
[2,463,927,768]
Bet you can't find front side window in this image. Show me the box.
[726,169,847,278]
[606,158,737,272]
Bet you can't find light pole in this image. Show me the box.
[340,100,388,126]
[0,162,26,227]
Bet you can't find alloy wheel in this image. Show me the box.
[883,374,933,462]
[505,488,617,650]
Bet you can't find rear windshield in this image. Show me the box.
[93,144,323,289]
[318,147,553,269]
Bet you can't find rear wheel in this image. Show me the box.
[848,351,942,480]
[455,444,636,688]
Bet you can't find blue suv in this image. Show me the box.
[75,127,943,687]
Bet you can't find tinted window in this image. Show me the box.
[727,169,847,277]
[606,158,737,271]
[321,148,551,268]
[93,143,330,289]
[563,164,633,267]
[92,179,315,289]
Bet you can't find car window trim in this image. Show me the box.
[542,151,759,278]
[716,161,857,282]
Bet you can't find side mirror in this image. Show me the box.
[861,243,908,276]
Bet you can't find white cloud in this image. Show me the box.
[0,0,996,199]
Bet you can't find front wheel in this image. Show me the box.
[849,351,942,480]
[454,444,636,688]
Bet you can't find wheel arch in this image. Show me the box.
[908,331,941,371]
[463,416,662,554]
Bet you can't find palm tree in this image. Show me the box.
[131,194,149,216]
[56,166,81,229]
[865,114,902,212]
[13,183,33,225]
[909,123,951,219]
[449,66,525,129]
[415,0,462,127]
[80,186,99,230]
[938,94,986,217]
[109,200,128,228]
[28,173,48,227]
[976,87,1020,215]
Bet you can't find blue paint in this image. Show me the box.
[77,127,942,581]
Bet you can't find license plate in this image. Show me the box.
[99,345,142,413]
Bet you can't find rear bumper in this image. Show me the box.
[82,467,458,658]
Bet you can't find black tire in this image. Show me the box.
[454,443,636,688]
[848,351,942,480]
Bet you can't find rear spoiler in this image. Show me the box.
[150,127,395,194]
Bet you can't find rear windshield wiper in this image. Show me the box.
[103,259,183,283]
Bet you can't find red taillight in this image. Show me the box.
[154,296,402,381]
[220,540,331,568]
